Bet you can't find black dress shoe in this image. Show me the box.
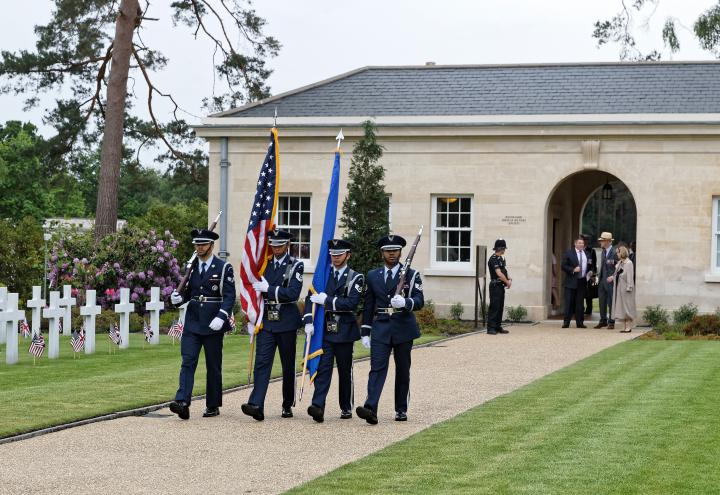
[395,412,408,422]
[241,403,264,421]
[340,410,352,419]
[356,406,378,425]
[169,400,190,420]
[498,329,509,334]
[281,407,293,418]
[307,405,324,423]
[487,330,497,335]
[594,322,607,329]
[561,324,570,328]
[202,406,220,418]
[577,324,587,328]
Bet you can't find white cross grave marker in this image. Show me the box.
[1,293,26,365]
[58,285,76,336]
[114,288,134,349]
[80,290,102,354]
[43,291,64,359]
[145,287,164,345]
[26,286,45,338]
[0,286,7,344]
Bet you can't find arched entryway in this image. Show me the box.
[545,171,637,318]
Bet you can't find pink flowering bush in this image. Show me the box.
[48,226,182,311]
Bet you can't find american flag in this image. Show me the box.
[19,320,31,338]
[168,320,184,340]
[239,129,280,329]
[71,327,85,353]
[29,333,45,358]
[143,318,153,342]
[109,322,121,345]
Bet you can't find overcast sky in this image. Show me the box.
[0,0,715,140]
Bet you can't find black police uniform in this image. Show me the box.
[246,231,304,417]
[357,235,424,423]
[173,230,236,415]
[303,239,363,420]
[487,239,509,334]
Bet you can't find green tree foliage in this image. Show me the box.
[0,0,279,238]
[339,120,389,276]
[594,1,720,60]
[0,217,45,300]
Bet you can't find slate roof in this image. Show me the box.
[217,62,720,118]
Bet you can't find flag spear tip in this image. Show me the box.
[335,129,344,150]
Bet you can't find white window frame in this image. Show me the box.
[431,195,473,269]
[713,197,720,273]
[277,193,312,262]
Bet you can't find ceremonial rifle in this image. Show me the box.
[392,226,423,311]
[176,211,223,294]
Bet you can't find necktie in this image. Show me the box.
[334,270,340,285]
[200,262,206,278]
[275,260,280,271]
[578,251,584,278]
[385,269,394,292]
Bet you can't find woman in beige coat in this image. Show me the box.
[610,245,636,332]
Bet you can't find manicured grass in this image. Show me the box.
[0,332,441,438]
[288,341,720,495]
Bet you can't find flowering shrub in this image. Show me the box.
[48,226,182,311]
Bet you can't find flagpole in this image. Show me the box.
[298,334,312,402]
[247,332,255,385]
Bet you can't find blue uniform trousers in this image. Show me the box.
[175,331,224,407]
[248,330,297,410]
[364,339,413,414]
[311,341,354,411]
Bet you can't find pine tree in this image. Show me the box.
[339,120,389,276]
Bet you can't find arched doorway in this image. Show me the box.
[545,171,637,318]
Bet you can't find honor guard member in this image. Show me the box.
[487,239,511,335]
[169,228,237,420]
[241,229,304,421]
[355,235,424,425]
[305,239,364,423]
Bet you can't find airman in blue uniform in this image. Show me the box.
[356,235,424,425]
[169,228,236,420]
[241,229,304,421]
[304,239,364,423]
[487,239,511,335]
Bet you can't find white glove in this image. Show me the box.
[361,336,371,349]
[304,323,314,336]
[252,277,269,293]
[246,323,255,336]
[170,291,183,305]
[390,294,406,309]
[310,292,327,305]
[209,317,224,331]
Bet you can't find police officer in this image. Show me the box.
[169,228,237,420]
[304,239,364,423]
[241,229,304,421]
[355,235,424,425]
[487,239,511,335]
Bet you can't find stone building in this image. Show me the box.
[194,61,720,320]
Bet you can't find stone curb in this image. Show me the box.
[0,330,485,446]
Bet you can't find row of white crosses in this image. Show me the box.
[0,284,180,365]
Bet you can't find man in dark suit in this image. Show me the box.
[304,239,364,423]
[241,229,304,421]
[595,232,617,329]
[169,228,237,420]
[356,234,424,425]
[561,236,589,329]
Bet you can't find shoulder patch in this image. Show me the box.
[295,271,303,282]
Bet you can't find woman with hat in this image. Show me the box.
[610,245,636,332]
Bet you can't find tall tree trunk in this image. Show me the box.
[94,0,140,241]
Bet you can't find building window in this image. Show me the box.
[278,195,311,260]
[432,196,472,264]
[713,197,720,271]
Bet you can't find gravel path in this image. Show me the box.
[0,325,640,495]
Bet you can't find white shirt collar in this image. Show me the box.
[333,265,348,278]
[199,255,214,269]
[274,254,288,266]
[384,263,401,278]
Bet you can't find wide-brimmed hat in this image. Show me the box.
[597,232,614,241]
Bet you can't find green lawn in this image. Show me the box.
[288,341,720,495]
[0,332,442,438]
